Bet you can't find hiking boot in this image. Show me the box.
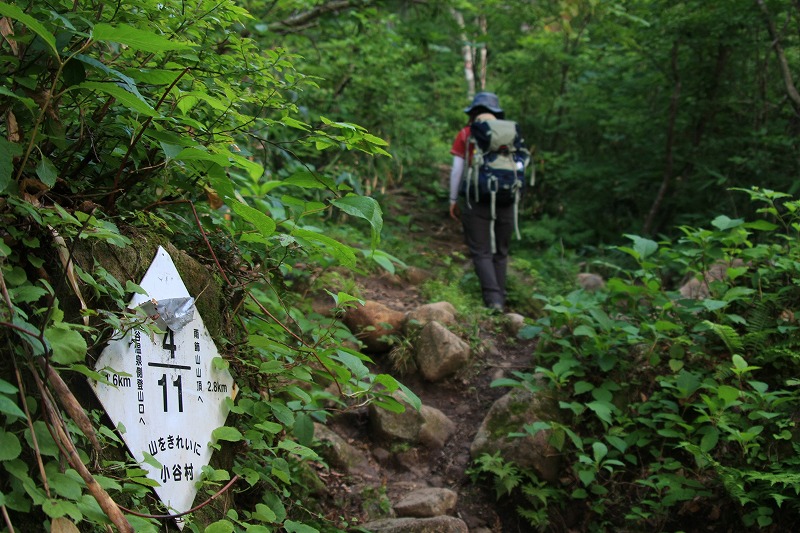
[487,302,504,313]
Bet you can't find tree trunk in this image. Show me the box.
[643,40,681,235]
[452,9,475,98]
[755,0,800,113]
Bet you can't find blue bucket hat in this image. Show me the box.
[464,92,504,118]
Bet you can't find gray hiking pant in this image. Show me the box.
[460,200,514,307]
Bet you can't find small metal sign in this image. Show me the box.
[92,246,236,524]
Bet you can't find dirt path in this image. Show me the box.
[323,189,537,531]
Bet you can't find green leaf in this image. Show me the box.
[573,325,595,337]
[278,439,320,460]
[293,412,314,446]
[711,215,743,230]
[42,499,82,521]
[292,228,356,268]
[586,401,614,425]
[48,471,82,500]
[283,169,336,190]
[259,360,284,374]
[204,520,235,533]
[44,325,87,364]
[24,420,59,457]
[592,441,608,462]
[0,3,58,56]
[700,428,719,452]
[72,82,157,117]
[92,23,192,53]
[577,467,596,486]
[252,503,277,523]
[0,429,22,460]
[331,195,383,249]
[36,156,58,187]
[284,521,319,533]
[717,385,740,403]
[622,234,658,259]
[212,427,243,442]
[230,201,276,238]
[0,378,18,395]
[0,138,23,194]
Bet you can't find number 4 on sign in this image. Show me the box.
[162,329,177,358]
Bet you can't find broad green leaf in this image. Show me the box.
[44,325,87,364]
[292,413,314,446]
[36,156,58,187]
[230,201,276,238]
[72,82,157,117]
[93,23,192,53]
[48,471,82,500]
[592,441,608,463]
[284,170,336,190]
[0,429,22,460]
[335,350,369,380]
[212,427,243,442]
[586,401,614,425]
[732,354,748,370]
[284,521,319,533]
[622,234,658,259]
[204,520,235,533]
[278,440,320,460]
[292,228,356,268]
[42,498,82,520]
[332,195,383,249]
[268,402,294,426]
[0,394,25,418]
[0,378,18,394]
[259,360,284,374]
[700,428,719,452]
[717,385,740,403]
[0,3,57,56]
[252,503,277,523]
[24,420,59,457]
[711,215,743,230]
[577,468,596,486]
[0,138,23,194]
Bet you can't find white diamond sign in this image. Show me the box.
[92,246,236,524]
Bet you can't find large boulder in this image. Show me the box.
[470,388,561,482]
[404,302,458,335]
[414,321,470,382]
[368,395,455,450]
[313,423,376,479]
[343,300,405,353]
[418,405,456,449]
[369,393,425,443]
[394,487,458,518]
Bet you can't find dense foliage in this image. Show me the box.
[2,0,800,532]
[473,188,800,531]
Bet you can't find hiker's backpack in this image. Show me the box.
[463,118,532,252]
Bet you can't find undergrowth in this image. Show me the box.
[469,187,800,531]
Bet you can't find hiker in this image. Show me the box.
[448,92,529,312]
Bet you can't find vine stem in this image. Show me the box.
[106,68,190,210]
[33,366,134,533]
[0,504,13,533]
[117,474,240,520]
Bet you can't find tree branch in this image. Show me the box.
[755,0,800,112]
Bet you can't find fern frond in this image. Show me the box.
[703,320,743,352]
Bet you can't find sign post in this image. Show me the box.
[92,246,236,526]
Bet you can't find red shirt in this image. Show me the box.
[450,126,473,161]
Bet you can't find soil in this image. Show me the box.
[318,188,538,532]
